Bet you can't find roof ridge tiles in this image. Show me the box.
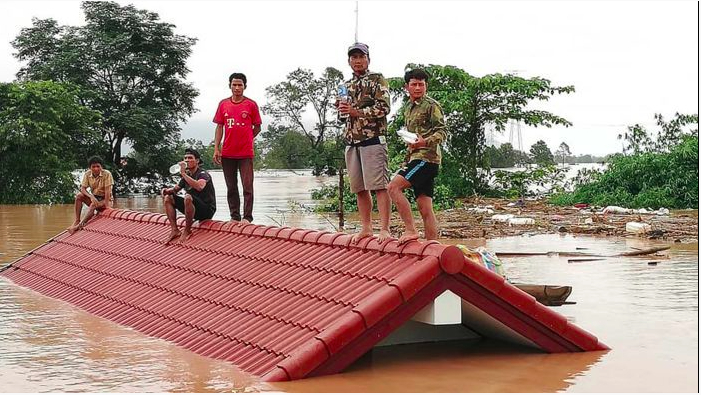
[97,209,453,256]
[90,210,461,262]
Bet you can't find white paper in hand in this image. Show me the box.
[397,128,418,144]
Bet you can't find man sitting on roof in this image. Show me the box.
[161,148,217,243]
[68,156,114,234]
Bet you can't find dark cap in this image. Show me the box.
[347,42,369,56]
[184,148,204,165]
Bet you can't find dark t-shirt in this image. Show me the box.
[178,167,216,211]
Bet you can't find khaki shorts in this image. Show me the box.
[345,143,389,193]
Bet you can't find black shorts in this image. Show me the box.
[397,159,439,198]
[174,194,215,221]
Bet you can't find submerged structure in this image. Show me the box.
[1,209,607,381]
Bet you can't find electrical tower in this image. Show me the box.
[508,119,524,152]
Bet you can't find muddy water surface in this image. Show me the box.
[0,170,697,392]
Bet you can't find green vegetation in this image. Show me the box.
[529,140,555,166]
[311,177,460,213]
[491,165,568,199]
[550,113,698,209]
[0,81,102,203]
[484,141,604,169]
[11,1,198,195]
[386,64,575,197]
[261,68,345,175]
[554,142,572,166]
[484,143,529,168]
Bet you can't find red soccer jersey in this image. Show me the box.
[213,97,262,159]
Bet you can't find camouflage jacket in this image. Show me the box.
[343,70,390,143]
[403,95,447,164]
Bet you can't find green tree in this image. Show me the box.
[484,142,532,168]
[388,64,574,195]
[530,140,555,165]
[618,113,698,154]
[262,67,344,175]
[259,125,314,169]
[11,1,198,178]
[552,113,699,209]
[555,141,571,166]
[0,81,102,203]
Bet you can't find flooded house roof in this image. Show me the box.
[1,208,607,381]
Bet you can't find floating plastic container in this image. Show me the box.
[625,221,651,233]
[491,214,514,223]
[509,217,535,226]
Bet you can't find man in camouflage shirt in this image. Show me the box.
[388,68,447,244]
[338,42,392,243]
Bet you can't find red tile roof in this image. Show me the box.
[2,208,608,381]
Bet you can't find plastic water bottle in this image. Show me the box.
[337,83,349,119]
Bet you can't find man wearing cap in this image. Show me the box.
[338,42,392,244]
[161,148,217,243]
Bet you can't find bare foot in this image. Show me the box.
[397,231,420,245]
[165,229,181,243]
[351,230,373,244]
[179,229,192,243]
[241,219,251,225]
[377,229,392,243]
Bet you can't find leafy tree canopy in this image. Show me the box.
[12,1,199,178]
[530,140,555,165]
[553,113,699,209]
[0,81,102,203]
[261,67,345,175]
[555,142,571,165]
[387,64,574,195]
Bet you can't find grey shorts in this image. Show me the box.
[345,143,389,193]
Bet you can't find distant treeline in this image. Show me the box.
[484,142,607,168]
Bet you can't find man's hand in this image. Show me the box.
[338,102,360,117]
[179,161,187,175]
[161,188,174,196]
[213,148,222,165]
[409,135,427,150]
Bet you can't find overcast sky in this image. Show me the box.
[1,0,698,156]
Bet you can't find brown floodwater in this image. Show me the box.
[0,170,698,392]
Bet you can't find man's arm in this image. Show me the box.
[409,103,447,150]
[80,185,95,202]
[357,75,391,119]
[253,124,261,138]
[213,124,224,165]
[161,184,181,196]
[423,103,447,146]
[180,171,207,192]
[103,185,113,208]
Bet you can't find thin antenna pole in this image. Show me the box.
[354,1,359,42]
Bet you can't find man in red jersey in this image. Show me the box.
[213,72,262,223]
